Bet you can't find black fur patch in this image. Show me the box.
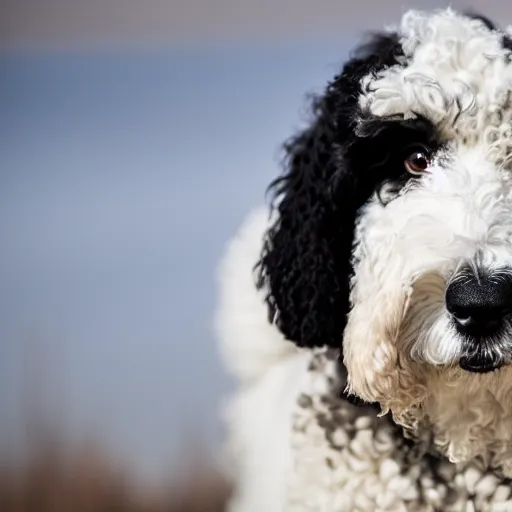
[503,35,512,56]
[256,32,409,349]
[463,11,498,31]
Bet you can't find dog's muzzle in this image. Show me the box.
[445,266,512,373]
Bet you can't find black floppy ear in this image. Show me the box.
[257,32,403,349]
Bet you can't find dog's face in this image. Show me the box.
[258,9,512,412]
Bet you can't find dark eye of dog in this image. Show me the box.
[404,146,431,175]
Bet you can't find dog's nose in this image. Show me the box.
[445,270,512,336]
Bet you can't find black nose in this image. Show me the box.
[445,269,512,337]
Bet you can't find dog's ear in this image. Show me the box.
[257,33,403,349]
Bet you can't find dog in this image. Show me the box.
[215,8,512,511]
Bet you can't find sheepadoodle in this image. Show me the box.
[215,8,512,511]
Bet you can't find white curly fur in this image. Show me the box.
[216,8,512,511]
[346,8,512,474]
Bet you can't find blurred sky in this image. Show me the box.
[1,0,511,483]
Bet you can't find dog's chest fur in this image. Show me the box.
[417,369,512,479]
[288,349,512,511]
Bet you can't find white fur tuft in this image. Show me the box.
[214,206,298,382]
[215,208,312,511]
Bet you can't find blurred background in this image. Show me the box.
[1,1,511,510]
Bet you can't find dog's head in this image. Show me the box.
[258,9,512,414]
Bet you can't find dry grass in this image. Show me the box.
[0,438,231,512]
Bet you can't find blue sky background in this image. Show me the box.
[0,42,352,481]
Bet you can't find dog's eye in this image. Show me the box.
[404,148,431,175]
